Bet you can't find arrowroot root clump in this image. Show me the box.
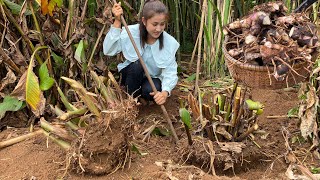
[224,1,318,81]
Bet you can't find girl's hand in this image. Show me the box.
[150,91,169,105]
[112,2,123,21]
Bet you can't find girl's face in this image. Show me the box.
[142,13,166,43]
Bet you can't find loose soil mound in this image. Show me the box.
[0,88,318,179]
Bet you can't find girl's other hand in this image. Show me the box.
[150,91,168,105]
[112,2,123,20]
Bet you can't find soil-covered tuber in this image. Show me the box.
[224,1,318,81]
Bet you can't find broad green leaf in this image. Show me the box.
[0,96,24,119]
[74,40,86,63]
[39,61,54,91]
[3,0,32,15]
[26,46,47,116]
[179,108,192,129]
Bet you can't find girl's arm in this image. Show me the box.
[151,60,178,105]
[103,2,123,56]
[160,60,178,96]
[103,26,122,56]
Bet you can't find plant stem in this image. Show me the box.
[59,107,88,121]
[42,130,71,151]
[174,0,181,63]
[87,24,107,69]
[0,129,43,149]
[40,117,75,141]
[56,85,78,111]
[29,1,44,45]
[184,124,193,145]
[194,0,207,97]
[235,123,259,141]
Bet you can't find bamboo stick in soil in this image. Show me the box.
[0,129,43,149]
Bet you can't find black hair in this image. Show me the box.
[139,0,168,50]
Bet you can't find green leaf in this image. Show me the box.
[74,40,86,63]
[246,99,263,110]
[185,73,196,82]
[131,144,148,156]
[55,0,63,7]
[0,96,24,119]
[56,85,78,111]
[26,46,47,116]
[51,51,64,67]
[179,108,192,129]
[39,61,55,91]
[311,167,320,174]
[152,127,170,136]
[202,81,222,88]
[3,0,32,15]
[88,0,97,17]
[287,107,298,118]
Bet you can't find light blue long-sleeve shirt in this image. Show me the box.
[103,24,179,94]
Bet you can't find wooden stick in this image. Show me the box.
[235,123,259,141]
[112,0,178,143]
[0,129,43,149]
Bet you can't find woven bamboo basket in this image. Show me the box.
[223,37,312,89]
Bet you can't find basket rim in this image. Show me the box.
[223,36,308,72]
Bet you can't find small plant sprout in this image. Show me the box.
[179,107,193,145]
[245,99,264,115]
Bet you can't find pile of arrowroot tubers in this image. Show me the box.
[223,1,318,81]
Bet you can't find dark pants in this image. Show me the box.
[120,61,161,101]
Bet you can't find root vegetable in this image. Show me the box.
[245,52,261,61]
[228,49,243,57]
[245,34,257,44]
[224,1,317,81]
[228,20,242,30]
[277,15,295,25]
[274,64,290,81]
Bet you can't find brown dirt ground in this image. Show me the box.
[0,87,317,180]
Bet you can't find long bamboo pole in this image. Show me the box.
[194,0,207,97]
[112,0,178,143]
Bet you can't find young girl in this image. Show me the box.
[103,0,179,105]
